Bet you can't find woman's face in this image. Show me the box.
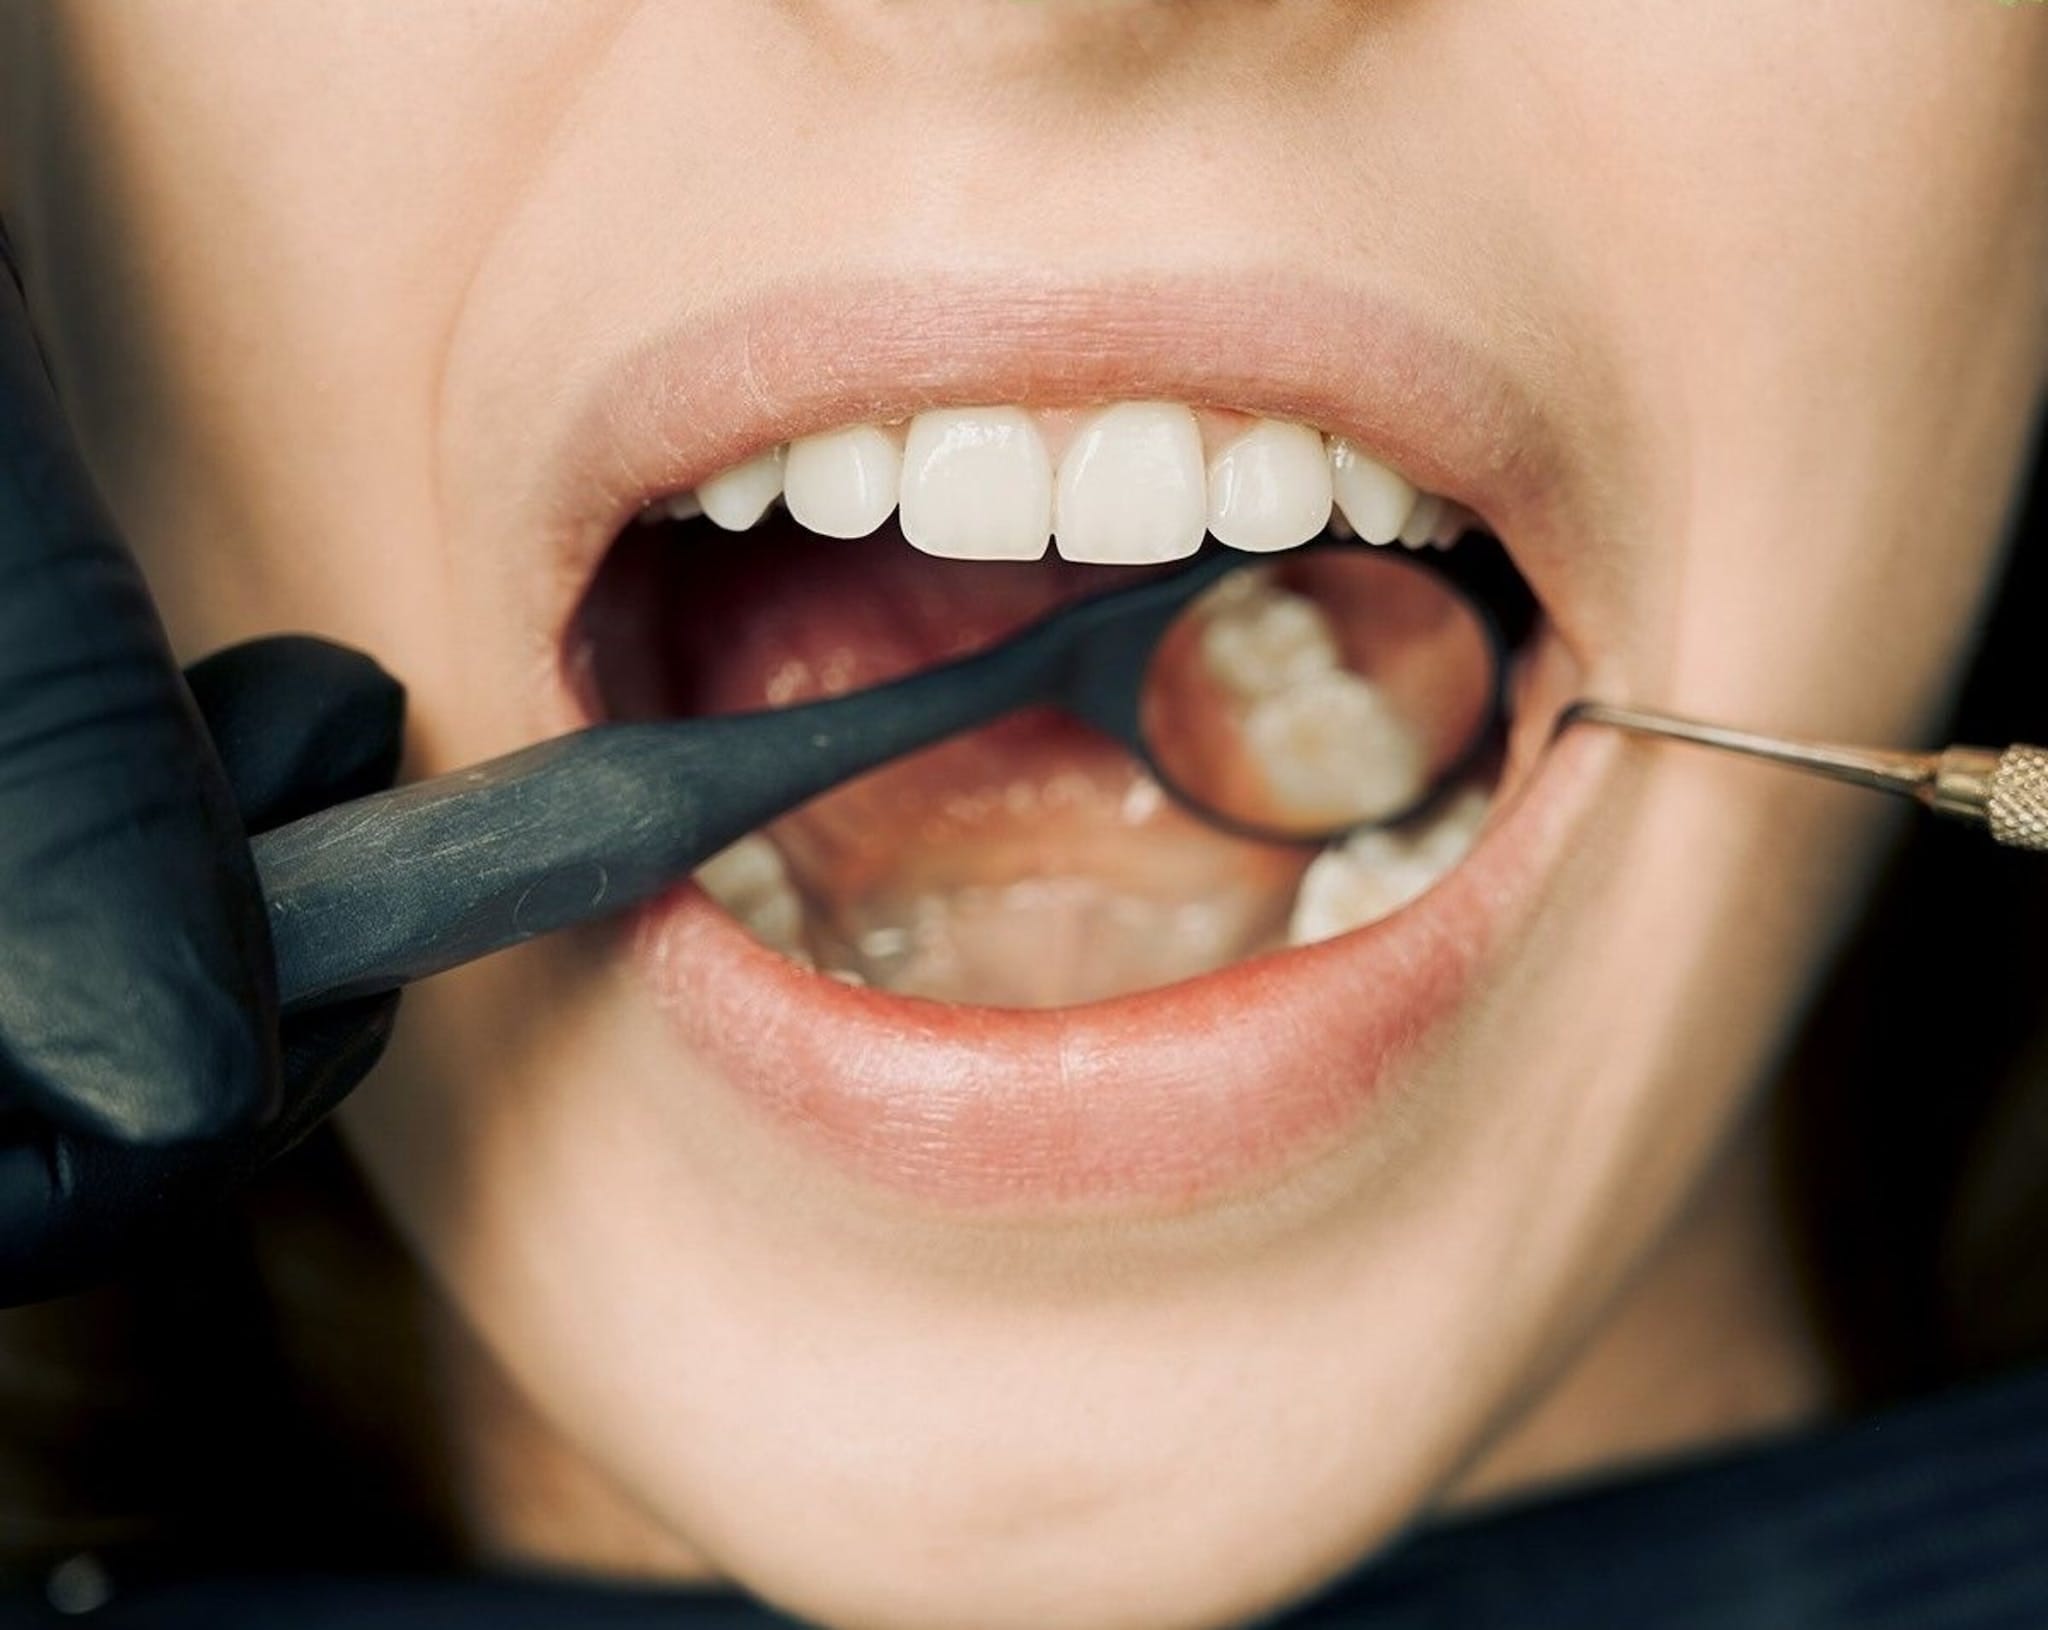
[6,5,2046,1626]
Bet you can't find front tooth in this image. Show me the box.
[1243,671,1428,827]
[784,423,902,539]
[1201,588,1341,700]
[1054,402,1207,565]
[1287,788,1489,947]
[697,447,786,530]
[900,407,1052,561]
[1328,439,1418,546]
[1206,419,1333,553]
[1397,493,1445,549]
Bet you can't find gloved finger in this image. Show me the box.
[0,263,275,1146]
[0,991,398,1308]
[185,634,406,832]
[0,1111,271,1308]
[0,1129,186,1307]
[274,991,400,1148]
[186,634,407,1129]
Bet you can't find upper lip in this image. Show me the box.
[527,267,1605,727]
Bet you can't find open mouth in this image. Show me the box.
[568,404,1549,1009]
[535,277,1612,1214]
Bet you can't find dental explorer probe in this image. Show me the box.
[1560,702,2048,851]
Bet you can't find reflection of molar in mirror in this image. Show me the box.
[1244,671,1428,827]
[1201,582,1342,700]
[1196,571,1429,828]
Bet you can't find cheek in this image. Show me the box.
[1557,11,2048,736]
[0,1,638,663]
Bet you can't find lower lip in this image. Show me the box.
[629,710,1612,1217]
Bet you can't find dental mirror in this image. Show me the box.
[1128,547,1504,844]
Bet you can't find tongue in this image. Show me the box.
[584,516,1310,1004]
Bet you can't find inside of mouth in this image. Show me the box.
[567,505,1543,1008]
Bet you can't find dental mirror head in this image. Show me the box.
[1122,545,1507,845]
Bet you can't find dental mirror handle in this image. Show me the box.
[250,552,1243,1016]
[252,636,1063,1015]
[1561,701,2048,851]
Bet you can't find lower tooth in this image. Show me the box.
[740,890,810,964]
[695,835,810,962]
[1286,786,1491,947]
[695,786,1495,990]
[808,877,1287,1007]
[696,833,783,899]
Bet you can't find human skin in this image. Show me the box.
[3,5,2047,1628]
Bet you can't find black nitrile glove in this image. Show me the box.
[0,240,405,1306]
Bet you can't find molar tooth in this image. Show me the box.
[1286,787,1490,947]
[784,423,902,539]
[1328,439,1419,546]
[697,447,786,530]
[1053,402,1207,565]
[1206,419,1333,553]
[900,407,1052,561]
[1410,786,1493,867]
[1397,494,1445,549]
[1243,671,1428,828]
[1287,845,1441,948]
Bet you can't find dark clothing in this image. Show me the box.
[13,1362,2048,1629]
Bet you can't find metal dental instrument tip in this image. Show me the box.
[1559,701,2048,851]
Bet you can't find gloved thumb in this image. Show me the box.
[183,635,406,831]
[185,634,408,1154]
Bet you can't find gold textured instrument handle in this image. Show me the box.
[1987,746,2048,851]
